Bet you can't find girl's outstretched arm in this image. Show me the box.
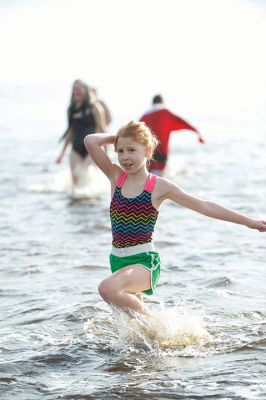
[163,180,266,232]
[84,133,120,180]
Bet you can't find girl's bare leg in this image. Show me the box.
[135,292,143,302]
[70,149,85,185]
[98,265,151,316]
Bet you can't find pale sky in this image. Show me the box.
[1,0,266,124]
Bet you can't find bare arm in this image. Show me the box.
[99,100,112,125]
[84,133,122,180]
[56,128,72,164]
[92,103,106,132]
[162,180,266,232]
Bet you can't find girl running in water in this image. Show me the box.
[84,121,266,316]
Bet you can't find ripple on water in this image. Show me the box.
[30,352,79,366]
[205,276,233,288]
[75,264,105,271]
[0,377,17,384]
[155,240,181,248]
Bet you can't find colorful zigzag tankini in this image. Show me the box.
[110,172,158,248]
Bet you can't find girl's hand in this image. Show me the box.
[56,155,64,164]
[246,219,266,232]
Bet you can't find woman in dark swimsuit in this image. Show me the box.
[56,80,106,185]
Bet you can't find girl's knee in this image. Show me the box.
[98,279,116,303]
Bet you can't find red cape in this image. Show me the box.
[140,107,199,170]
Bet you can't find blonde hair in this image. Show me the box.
[114,121,159,159]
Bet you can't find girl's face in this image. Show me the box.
[73,83,86,104]
[116,137,151,173]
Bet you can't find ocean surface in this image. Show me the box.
[0,98,265,400]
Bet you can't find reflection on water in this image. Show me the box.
[0,125,266,399]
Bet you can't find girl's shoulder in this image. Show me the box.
[153,176,173,192]
[150,176,174,209]
[152,176,175,204]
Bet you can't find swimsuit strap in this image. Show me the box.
[116,172,156,192]
[116,171,127,188]
[144,173,157,193]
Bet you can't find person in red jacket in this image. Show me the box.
[140,94,205,175]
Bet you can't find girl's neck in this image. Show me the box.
[125,166,149,183]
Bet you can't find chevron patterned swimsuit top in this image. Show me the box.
[110,172,159,248]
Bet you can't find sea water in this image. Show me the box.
[1,104,265,399]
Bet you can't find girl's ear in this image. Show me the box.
[145,145,152,160]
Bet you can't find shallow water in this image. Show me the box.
[1,113,266,400]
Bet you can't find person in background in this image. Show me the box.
[56,80,106,185]
[140,94,205,176]
[91,87,112,127]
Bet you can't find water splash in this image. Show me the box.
[29,169,72,193]
[28,164,108,198]
[84,305,211,356]
[70,165,109,200]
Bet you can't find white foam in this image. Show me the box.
[110,305,211,352]
[29,169,72,193]
[28,164,109,198]
[70,165,109,200]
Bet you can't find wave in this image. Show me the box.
[205,276,232,288]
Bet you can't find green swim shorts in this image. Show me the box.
[109,251,161,295]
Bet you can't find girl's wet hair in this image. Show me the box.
[114,121,159,159]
